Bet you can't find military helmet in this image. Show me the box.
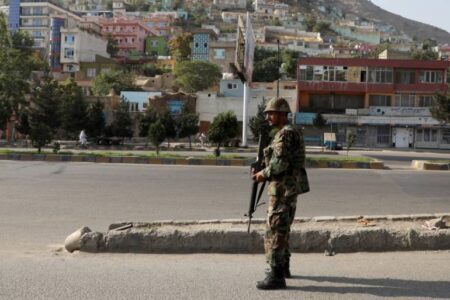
[264,97,291,113]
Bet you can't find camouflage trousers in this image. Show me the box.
[264,194,298,267]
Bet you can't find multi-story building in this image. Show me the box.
[100,18,158,57]
[252,0,289,19]
[60,27,110,73]
[208,40,235,73]
[8,0,82,47]
[297,57,450,149]
[191,29,217,61]
[213,0,246,10]
[142,15,173,37]
[8,0,83,71]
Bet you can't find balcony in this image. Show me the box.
[298,81,448,94]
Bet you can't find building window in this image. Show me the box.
[64,34,75,44]
[299,65,347,82]
[152,40,158,47]
[417,128,438,142]
[369,95,391,106]
[323,66,347,82]
[395,69,415,84]
[395,94,415,107]
[86,68,96,78]
[64,48,74,59]
[442,129,450,144]
[368,68,393,83]
[419,70,442,83]
[195,42,199,48]
[227,83,238,89]
[377,126,390,144]
[419,95,435,107]
[214,49,225,59]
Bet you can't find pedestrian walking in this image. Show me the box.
[79,129,88,148]
[252,97,310,290]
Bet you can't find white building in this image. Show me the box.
[60,27,110,73]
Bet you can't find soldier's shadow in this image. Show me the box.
[287,275,450,298]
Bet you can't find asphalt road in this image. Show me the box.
[1,161,449,252]
[1,161,450,299]
[1,250,450,299]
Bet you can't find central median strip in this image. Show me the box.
[0,150,384,169]
[65,214,450,254]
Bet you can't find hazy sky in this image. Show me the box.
[371,0,450,34]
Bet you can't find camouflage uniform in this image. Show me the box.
[262,124,309,268]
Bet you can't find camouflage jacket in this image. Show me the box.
[262,124,310,197]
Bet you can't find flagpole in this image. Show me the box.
[242,81,249,147]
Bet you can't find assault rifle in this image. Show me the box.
[246,126,271,233]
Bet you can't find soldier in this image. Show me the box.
[252,97,310,290]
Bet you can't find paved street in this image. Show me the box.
[1,160,449,299]
[1,250,450,299]
[1,160,450,251]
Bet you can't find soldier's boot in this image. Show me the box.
[256,266,286,290]
[264,261,291,278]
[284,261,291,278]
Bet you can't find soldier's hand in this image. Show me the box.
[252,171,265,183]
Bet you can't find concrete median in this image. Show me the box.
[66,213,450,254]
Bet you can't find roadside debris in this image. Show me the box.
[422,217,448,230]
[356,216,376,227]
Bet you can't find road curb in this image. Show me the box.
[0,154,384,169]
[66,213,450,254]
[412,160,450,171]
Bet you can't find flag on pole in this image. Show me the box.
[233,13,255,83]
[244,12,255,83]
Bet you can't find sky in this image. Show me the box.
[371,0,450,34]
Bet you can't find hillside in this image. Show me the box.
[304,0,450,44]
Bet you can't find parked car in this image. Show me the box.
[324,141,343,150]
[96,136,123,145]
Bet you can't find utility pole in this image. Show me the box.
[277,39,280,98]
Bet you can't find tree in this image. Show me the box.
[92,70,140,96]
[106,33,118,57]
[253,47,304,82]
[168,33,192,62]
[86,100,106,138]
[178,110,199,149]
[313,113,327,151]
[174,61,222,93]
[159,111,177,148]
[430,93,450,124]
[59,78,88,139]
[303,15,317,32]
[139,106,158,138]
[148,120,166,155]
[109,97,133,140]
[252,56,279,82]
[208,111,239,153]
[346,131,356,156]
[140,63,167,77]
[28,75,62,152]
[29,123,53,153]
[412,39,439,61]
[0,13,36,133]
[249,99,269,141]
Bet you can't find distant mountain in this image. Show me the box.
[295,0,450,44]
